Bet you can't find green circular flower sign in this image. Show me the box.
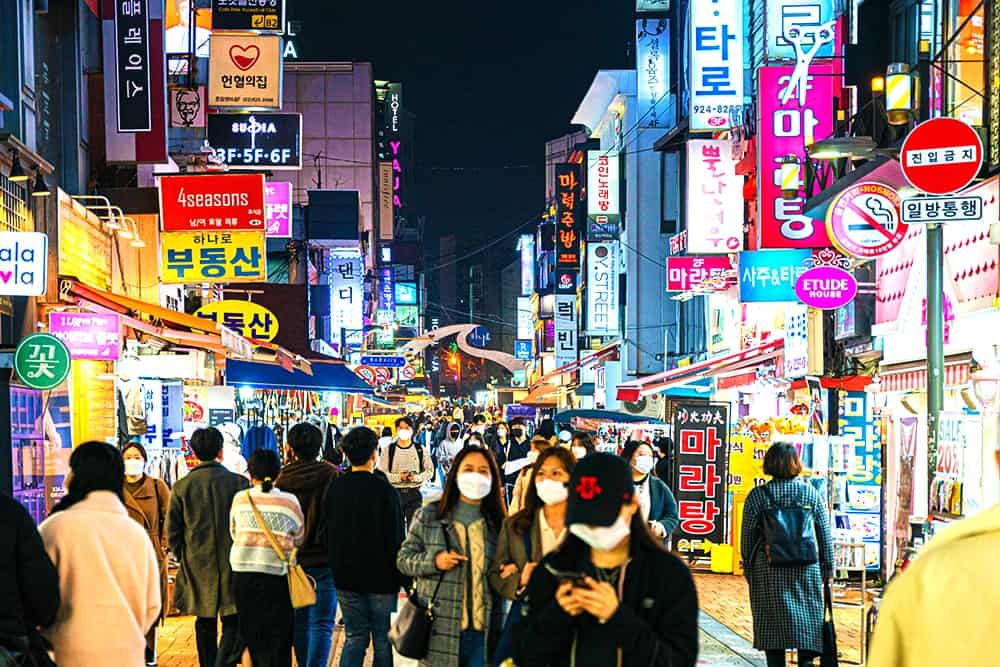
[15,333,72,390]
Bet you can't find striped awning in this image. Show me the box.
[878,355,972,393]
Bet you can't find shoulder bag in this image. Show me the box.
[757,483,819,568]
[245,492,317,609]
[389,524,450,659]
[821,579,839,666]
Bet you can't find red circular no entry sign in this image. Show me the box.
[900,118,983,195]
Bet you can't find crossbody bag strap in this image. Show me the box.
[426,521,452,606]
[246,491,289,564]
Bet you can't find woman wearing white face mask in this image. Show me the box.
[397,447,507,667]
[512,453,698,667]
[570,432,595,461]
[509,436,554,515]
[621,440,679,544]
[121,442,171,665]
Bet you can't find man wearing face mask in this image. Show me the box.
[513,453,698,667]
[621,441,680,543]
[491,420,531,500]
[378,416,434,527]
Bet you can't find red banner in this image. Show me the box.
[158,174,267,232]
[666,255,733,292]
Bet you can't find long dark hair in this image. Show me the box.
[511,446,576,536]
[51,441,126,513]
[436,445,507,531]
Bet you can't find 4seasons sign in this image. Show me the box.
[207,113,302,169]
[159,174,266,231]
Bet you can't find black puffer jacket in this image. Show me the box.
[513,537,699,667]
[0,493,60,642]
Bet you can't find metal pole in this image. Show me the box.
[919,42,944,474]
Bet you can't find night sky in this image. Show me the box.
[293,0,633,247]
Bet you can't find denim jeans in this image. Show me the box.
[292,566,338,667]
[337,590,397,667]
[459,629,486,667]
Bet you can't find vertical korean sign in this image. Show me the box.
[114,0,152,131]
[586,242,620,336]
[689,0,744,131]
[587,151,620,241]
[637,19,670,128]
[329,250,364,345]
[519,234,535,295]
[555,164,581,269]
[673,404,728,554]
[758,64,838,248]
[686,140,744,252]
[554,295,578,369]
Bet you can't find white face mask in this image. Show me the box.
[457,472,492,501]
[472,425,485,434]
[535,478,569,505]
[570,517,631,551]
[397,429,413,441]
[527,450,539,463]
[124,459,145,477]
[634,455,655,475]
[571,446,587,460]
[497,429,507,438]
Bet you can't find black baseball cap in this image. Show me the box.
[566,453,635,527]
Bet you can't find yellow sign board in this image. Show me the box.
[160,231,266,284]
[207,33,282,108]
[195,300,279,341]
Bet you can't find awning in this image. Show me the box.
[574,383,595,397]
[554,409,666,425]
[226,359,373,394]
[532,340,621,388]
[878,354,972,393]
[521,383,559,407]
[616,339,784,400]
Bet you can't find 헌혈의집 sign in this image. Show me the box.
[211,0,285,32]
[208,33,282,109]
[114,0,152,132]
[672,403,729,554]
[159,174,266,231]
[207,113,302,169]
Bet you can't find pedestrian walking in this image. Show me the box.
[867,446,1000,666]
[512,453,699,667]
[653,437,673,483]
[621,441,679,542]
[167,427,250,667]
[491,420,531,500]
[740,443,834,667]
[39,441,161,667]
[379,416,435,526]
[0,492,59,664]
[275,422,341,667]
[325,426,405,667]
[438,421,465,476]
[397,446,507,666]
[569,432,595,460]
[229,450,305,667]
[508,436,554,514]
[122,442,171,665]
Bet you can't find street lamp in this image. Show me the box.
[885,63,914,126]
[780,155,801,200]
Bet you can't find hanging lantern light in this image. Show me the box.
[885,63,913,126]
[779,155,801,200]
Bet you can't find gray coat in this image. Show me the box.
[488,513,543,601]
[166,462,249,618]
[740,478,834,652]
[397,505,503,667]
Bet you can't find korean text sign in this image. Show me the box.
[738,249,810,302]
[160,231,266,284]
[672,403,729,553]
[758,64,838,248]
[207,113,302,170]
[159,174,266,232]
[554,294,578,368]
[555,164,581,268]
[114,0,152,132]
[838,390,883,569]
[265,181,292,237]
[586,242,620,336]
[329,250,364,335]
[689,0,744,131]
[208,33,282,109]
[766,0,838,60]
[49,312,121,360]
[587,151,620,240]
[666,255,733,292]
[194,300,279,341]
[637,19,670,128]
[686,139,744,252]
[211,0,284,31]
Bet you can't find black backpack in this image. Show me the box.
[757,483,819,568]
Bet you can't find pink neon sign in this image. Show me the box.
[758,63,839,248]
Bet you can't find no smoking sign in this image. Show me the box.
[826,182,908,259]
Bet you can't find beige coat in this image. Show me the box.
[39,491,161,667]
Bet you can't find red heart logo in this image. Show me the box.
[229,45,260,71]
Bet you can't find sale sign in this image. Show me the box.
[672,403,729,554]
[159,174,266,232]
[758,63,839,248]
[666,256,733,292]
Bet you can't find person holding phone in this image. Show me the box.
[512,453,698,667]
[621,441,679,543]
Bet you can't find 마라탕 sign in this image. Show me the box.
[794,266,857,310]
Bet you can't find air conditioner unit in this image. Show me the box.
[621,393,664,419]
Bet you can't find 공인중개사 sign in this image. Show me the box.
[160,230,266,284]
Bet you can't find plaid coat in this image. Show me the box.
[739,478,834,653]
[397,505,503,667]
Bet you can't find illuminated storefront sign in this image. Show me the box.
[519,234,535,295]
[113,0,152,132]
[207,33,282,109]
[738,249,810,302]
[379,162,393,241]
[329,250,364,337]
[689,0,744,131]
[766,0,838,60]
[686,140,743,252]
[554,294,578,368]
[587,151,620,240]
[555,164,581,268]
[265,181,292,237]
[989,0,999,170]
[758,63,838,248]
[49,312,121,360]
[206,113,302,169]
[211,0,284,31]
[636,19,670,128]
[159,173,266,231]
[195,300,279,341]
[672,404,729,554]
[0,232,48,296]
[517,296,533,339]
[395,281,418,305]
[666,256,733,292]
[586,242,620,336]
[160,231,266,283]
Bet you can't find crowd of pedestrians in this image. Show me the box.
[3,401,999,666]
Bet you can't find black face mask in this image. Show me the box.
[511,428,524,438]
[450,430,461,439]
